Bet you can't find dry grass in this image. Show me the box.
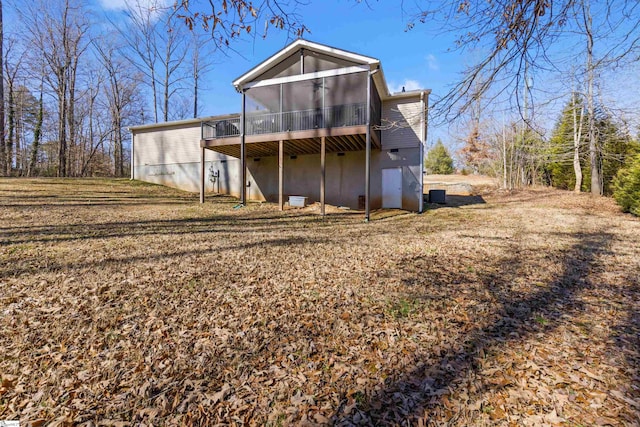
[1,178,638,426]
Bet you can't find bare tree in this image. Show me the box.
[93,39,141,176]
[28,72,44,177]
[0,0,5,176]
[118,0,161,123]
[571,88,584,192]
[177,0,310,47]
[24,0,90,177]
[406,1,640,195]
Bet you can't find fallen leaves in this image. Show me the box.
[0,180,638,425]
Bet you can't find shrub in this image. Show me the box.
[613,153,640,216]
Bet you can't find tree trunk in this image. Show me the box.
[28,80,43,177]
[584,1,602,195]
[0,0,5,176]
[193,36,198,119]
[163,39,169,122]
[572,90,583,192]
[57,77,67,177]
[6,78,13,175]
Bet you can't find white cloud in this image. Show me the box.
[388,79,422,94]
[97,0,172,13]
[426,54,439,71]
[97,0,129,10]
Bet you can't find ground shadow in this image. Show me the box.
[424,194,486,210]
[333,230,612,424]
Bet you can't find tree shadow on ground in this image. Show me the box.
[0,210,358,247]
[611,272,640,404]
[424,195,486,210]
[333,230,613,424]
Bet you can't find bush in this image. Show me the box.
[613,153,640,216]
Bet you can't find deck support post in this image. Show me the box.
[200,146,205,203]
[240,90,247,205]
[365,71,372,222]
[279,140,284,211]
[320,136,326,216]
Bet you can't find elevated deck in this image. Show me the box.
[200,103,380,158]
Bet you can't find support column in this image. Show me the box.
[240,90,246,205]
[279,140,284,211]
[199,146,205,203]
[365,72,372,222]
[320,136,326,216]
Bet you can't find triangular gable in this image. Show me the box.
[233,39,380,89]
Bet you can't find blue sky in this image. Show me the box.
[90,0,463,146]
[188,0,463,147]
[10,0,639,152]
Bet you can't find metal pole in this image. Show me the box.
[241,90,246,205]
[365,71,371,222]
[279,140,284,211]
[320,136,326,216]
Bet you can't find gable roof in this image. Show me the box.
[232,39,380,89]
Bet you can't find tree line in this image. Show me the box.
[0,0,215,178]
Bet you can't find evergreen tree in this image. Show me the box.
[425,139,454,174]
[547,96,587,191]
[547,97,632,194]
[613,152,640,216]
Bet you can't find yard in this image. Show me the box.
[1,178,638,426]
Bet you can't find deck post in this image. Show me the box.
[200,146,205,203]
[240,90,247,205]
[279,140,284,211]
[365,71,371,222]
[320,136,326,216]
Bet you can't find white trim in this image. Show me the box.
[233,39,379,88]
[242,65,369,90]
[128,113,239,132]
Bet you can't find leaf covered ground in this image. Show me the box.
[1,178,638,426]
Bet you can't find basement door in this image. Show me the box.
[382,167,402,209]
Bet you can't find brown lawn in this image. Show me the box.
[0,178,638,426]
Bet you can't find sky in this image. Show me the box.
[8,0,639,152]
[92,0,464,148]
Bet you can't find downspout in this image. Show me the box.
[419,91,425,213]
[240,90,246,206]
[365,70,372,222]
[130,130,134,180]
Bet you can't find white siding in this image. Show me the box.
[134,122,202,166]
[132,121,232,192]
[381,97,424,150]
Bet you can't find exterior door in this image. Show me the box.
[382,167,402,209]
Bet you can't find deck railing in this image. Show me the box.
[202,102,367,140]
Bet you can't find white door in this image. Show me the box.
[382,167,402,209]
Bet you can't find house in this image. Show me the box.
[130,39,430,220]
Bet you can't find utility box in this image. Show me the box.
[428,189,446,204]
[289,196,308,207]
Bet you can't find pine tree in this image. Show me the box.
[425,139,454,174]
[547,97,632,194]
[547,97,588,191]
[613,152,640,216]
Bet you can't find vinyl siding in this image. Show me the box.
[134,122,203,166]
[132,121,231,192]
[381,96,424,150]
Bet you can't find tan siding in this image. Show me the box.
[134,123,203,166]
[381,97,424,150]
